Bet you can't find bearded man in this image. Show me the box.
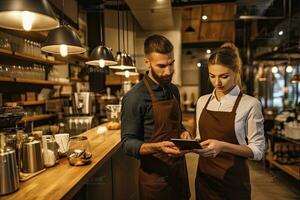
[121,34,191,200]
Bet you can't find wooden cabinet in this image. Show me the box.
[265,132,300,180]
[84,147,139,200]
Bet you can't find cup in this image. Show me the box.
[54,133,70,155]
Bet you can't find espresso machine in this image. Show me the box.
[63,92,97,135]
[72,92,95,115]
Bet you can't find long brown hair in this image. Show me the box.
[208,42,242,88]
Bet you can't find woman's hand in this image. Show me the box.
[180,131,192,139]
[193,139,225,158]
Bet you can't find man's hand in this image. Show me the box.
[193,139,225,158]
[180,131,192,139]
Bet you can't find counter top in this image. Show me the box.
[2,126,121,200]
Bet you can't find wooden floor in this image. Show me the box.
[185,153,300,200]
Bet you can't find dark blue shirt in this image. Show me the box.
[121,74,186,159]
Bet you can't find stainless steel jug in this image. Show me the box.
[21,138,44,173]
[0,134,19,195]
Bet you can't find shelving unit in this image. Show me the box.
[19,100,46,106]
[105,74,139,86]
[267,132,300,145]
[265,153,300,180]
[18,114,56,124]
[0,76,71,86]
[0,48,65,65]
[265,132,300,180]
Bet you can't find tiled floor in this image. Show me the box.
[185,153,300,200]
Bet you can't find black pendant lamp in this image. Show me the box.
[184,8,195,33]
[0,0,59,31]
[110,0,135,70]
[41,25,86,57]
[85,44,117,67]
[85,4,116,67]
[290,74,300,83]
[115,69,139,77]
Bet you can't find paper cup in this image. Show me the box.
[54,133,70,154]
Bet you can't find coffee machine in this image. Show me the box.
[63,92,97,135]
[73,92,95,115]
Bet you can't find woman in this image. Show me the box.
[194,43,265,200]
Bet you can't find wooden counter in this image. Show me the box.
[2,126,123,200]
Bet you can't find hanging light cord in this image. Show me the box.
[126,10,129,54]
[132,12,136,62]
[122,0,125,52]
[117,0,120,51]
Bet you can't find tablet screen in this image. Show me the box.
[171,139,202,150]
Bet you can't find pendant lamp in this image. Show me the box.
[85,44,117,67]
[0,0,59,31]
[110,0,135,70]
[184,8,195,33]
[290,74,300,83]
[115,70,139,78]
[85,4,116,67]
[41,25,86,57]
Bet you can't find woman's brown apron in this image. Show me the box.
[139,75,190,200]
[196,92,251,200]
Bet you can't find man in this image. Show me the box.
[121,34,191,200]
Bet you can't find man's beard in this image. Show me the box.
[150,66,173,85]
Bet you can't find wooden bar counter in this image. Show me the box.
[2,125,139,200]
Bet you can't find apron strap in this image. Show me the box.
[203,95,213,110]
[232,92,243,113]
[143,73,158,102]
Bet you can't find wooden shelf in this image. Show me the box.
[266,132,300,145]
[0,76,14,82]
[18,114,56,124]
[0,48,64,65]
[70,77,88,82]
[0,76,71,86]
[19,100,46,106]
[265,154,300,180]
[105,74,139,85]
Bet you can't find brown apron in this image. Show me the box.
[196,92,251,200]
[139,75,190,200]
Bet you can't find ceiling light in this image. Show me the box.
[272,66,278,74]
[0,0,59,31]
[115,70,139,77]
[185,26,195,33]
[202,15,208,20]
[197,62,201,68]
[185,8,195,33]
[41,25,86,56]
[286,65,293,73]
[109,51,136,70]
[273,46,278,51]
[86,45,117,66]
[290,74,300,83]
[206,49,211,54]
[278,30,284,36]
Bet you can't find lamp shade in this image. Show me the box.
[185,26,195,33]
[0,0,59,31]
[109,51,136,70]
[41,25,86,55]
[115,71,139,77]
[290,74,300,83]
[85,45,117,66]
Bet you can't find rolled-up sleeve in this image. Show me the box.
[121,93,144,159]
[246,100,265,160]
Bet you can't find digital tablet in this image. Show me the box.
[171,139,202,150]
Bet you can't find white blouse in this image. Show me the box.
[195,86,265,160]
